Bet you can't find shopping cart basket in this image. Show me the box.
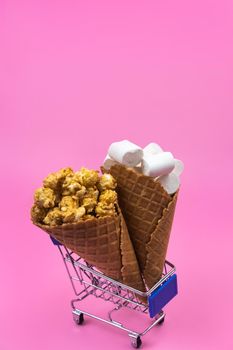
[50,236,178,348]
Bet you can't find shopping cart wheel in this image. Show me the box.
[73,312,84,325]
[130,336,142,349]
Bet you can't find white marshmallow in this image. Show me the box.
[158,172,180,194]
[143,142,163,155]
[173,159,184,176]
[134,163,143,173]
[108,140,143,167]
[103,155,118,170]
[142,152,175,177]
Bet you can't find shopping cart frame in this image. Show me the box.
[51,237,178,348]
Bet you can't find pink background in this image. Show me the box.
[1,1,233,349]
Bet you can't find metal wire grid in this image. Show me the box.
[58,245,174,313]
[55,244,176,348]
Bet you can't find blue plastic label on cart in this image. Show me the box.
[50,236,62,246]
[148,274,178,318]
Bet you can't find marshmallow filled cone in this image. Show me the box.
[159,172,180,194]
[108,140,143,167]
[143,143,163,155]
[142,152,175,177]
[106,164,178,289]
[32,205,145,292]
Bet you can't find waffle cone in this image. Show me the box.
[33,208,145,292]
[107,164,178,289]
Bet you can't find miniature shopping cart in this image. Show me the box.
[50,236,178,348]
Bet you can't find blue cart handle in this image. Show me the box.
[148,274,178,318]
[50,235,62,246]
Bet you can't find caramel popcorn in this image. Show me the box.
[63,206,86,223]
[82,197,96,213]
[62,175,82,196]
[76,185,87,199]
[95,202,116,217]
[59,196,77,212]
[43,167,74,190]
[86,186,99,200]
[43,208,64,226]
[31,166,118,226]
[62,209,76,223]
[75,167,99,187]
[81,187,99,213]
[57,167,74,181]
[99,190,117,205]
[43,172,60,191]
[31,205,48,223]
[34,187,56,208]
[75,206,86,219]
[98,174,117,192]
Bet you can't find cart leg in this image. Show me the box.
[157,310,165,325]
[72,310,84,325]
[129,334,142,349]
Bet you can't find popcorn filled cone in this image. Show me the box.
[33,206,145,292]
[107,164,178,289]
[31,166,145,292]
